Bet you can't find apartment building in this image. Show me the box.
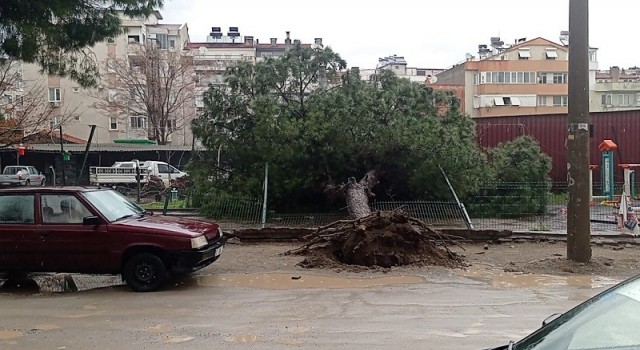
[186,26,257,112]
[435,37,590,118]
[187,29,323,111]
[18,11,192,145]
[592,66,640,111]
[358,55,443,84]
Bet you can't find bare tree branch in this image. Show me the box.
[88,42,195,145]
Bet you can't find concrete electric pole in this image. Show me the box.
[567,0,591,262]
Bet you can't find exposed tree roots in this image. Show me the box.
[285,210,465,269]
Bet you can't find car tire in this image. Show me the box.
[25,180,30,187]
[123,253,168,292]
[40,179,45,187]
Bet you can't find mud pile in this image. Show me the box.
[286,211,463,269]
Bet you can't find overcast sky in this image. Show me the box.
[161,0,638,71]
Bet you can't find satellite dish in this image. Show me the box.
[465,53,473,60]
[426,75,438,84]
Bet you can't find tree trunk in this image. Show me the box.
[344,170,379,219]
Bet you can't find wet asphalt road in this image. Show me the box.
[0,269,615,350]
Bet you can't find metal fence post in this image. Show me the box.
[261,163,268,228]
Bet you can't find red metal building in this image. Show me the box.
[475,110,640,186]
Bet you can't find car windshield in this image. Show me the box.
[81,189,145,222]
[514,276,640,350]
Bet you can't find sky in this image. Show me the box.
[161,0,639,71]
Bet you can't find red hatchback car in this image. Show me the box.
[0,187,226,292]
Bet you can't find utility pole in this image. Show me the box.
[567,0,591,262]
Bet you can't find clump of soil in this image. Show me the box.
[286,211,464,270]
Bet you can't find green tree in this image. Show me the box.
[474,136,553,217]
[192,45,487,212]
[0,0,162,87]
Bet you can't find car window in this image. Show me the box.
[29,167,38,175]
[169,166,180,173]
[41,194,93,224]
[0,195,35,223]
[515,278,640,350]
[81,189,144,222]
[157,164,169,173]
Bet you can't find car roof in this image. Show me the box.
[0,186,108,193]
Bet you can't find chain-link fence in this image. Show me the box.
[145,181,632,233]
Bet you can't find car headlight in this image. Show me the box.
[191,235,208,249]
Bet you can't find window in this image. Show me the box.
[0,195,34,223]
[157,164,169,173]
[602,94,613,106]
[537,96,548,107]
[48,88,61,102]
[108,89,117,102]
[109,117,118,130]
[545,48,558,59]
[417,70,426,76]
[538,73,549,84]
[167,119,176,132]
[553,96,568,106]
[49,116,61,129]
[107,59,116,73]
[619,94,632,106]
[128,35,140,43]
[107,37,115,44]
[493,97,505,106]
[553,73,568,84]
[3,94,12,104]
[130,116,147,129]
[169,39,176,49]
[41,195,92,224]
[518,49,531,59]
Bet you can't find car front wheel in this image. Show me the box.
[123,253,168,292]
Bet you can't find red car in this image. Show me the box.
[0,187,225,292]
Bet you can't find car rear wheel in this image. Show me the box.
[40,179,45,186]
[123,253,168,292]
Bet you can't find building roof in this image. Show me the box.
[22,143,194,153]
[256,44,311,50]
[187,42,254,49]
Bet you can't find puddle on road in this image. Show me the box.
[225,333,265,343]
[458,266,621,289]
[193,273,426,290]
[0,330,23,340]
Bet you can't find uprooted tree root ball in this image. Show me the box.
[285,210,465,269]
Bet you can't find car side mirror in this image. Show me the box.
[83,216,101,226]
[542,313,561,326]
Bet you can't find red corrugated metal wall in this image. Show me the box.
[475,110,640,184]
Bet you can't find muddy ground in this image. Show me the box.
[221,238,640,280]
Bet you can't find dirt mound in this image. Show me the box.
[286,211,464,270]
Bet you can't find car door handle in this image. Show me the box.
[40,230,52,238]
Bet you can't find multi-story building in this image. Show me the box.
[358,55,443,84]
[592,66,640,111]
[434,37,597,118]
[18,11,192,145]
[186,26,257,112]
[187,29,323,111]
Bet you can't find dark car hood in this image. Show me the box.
[112,214,221,240]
